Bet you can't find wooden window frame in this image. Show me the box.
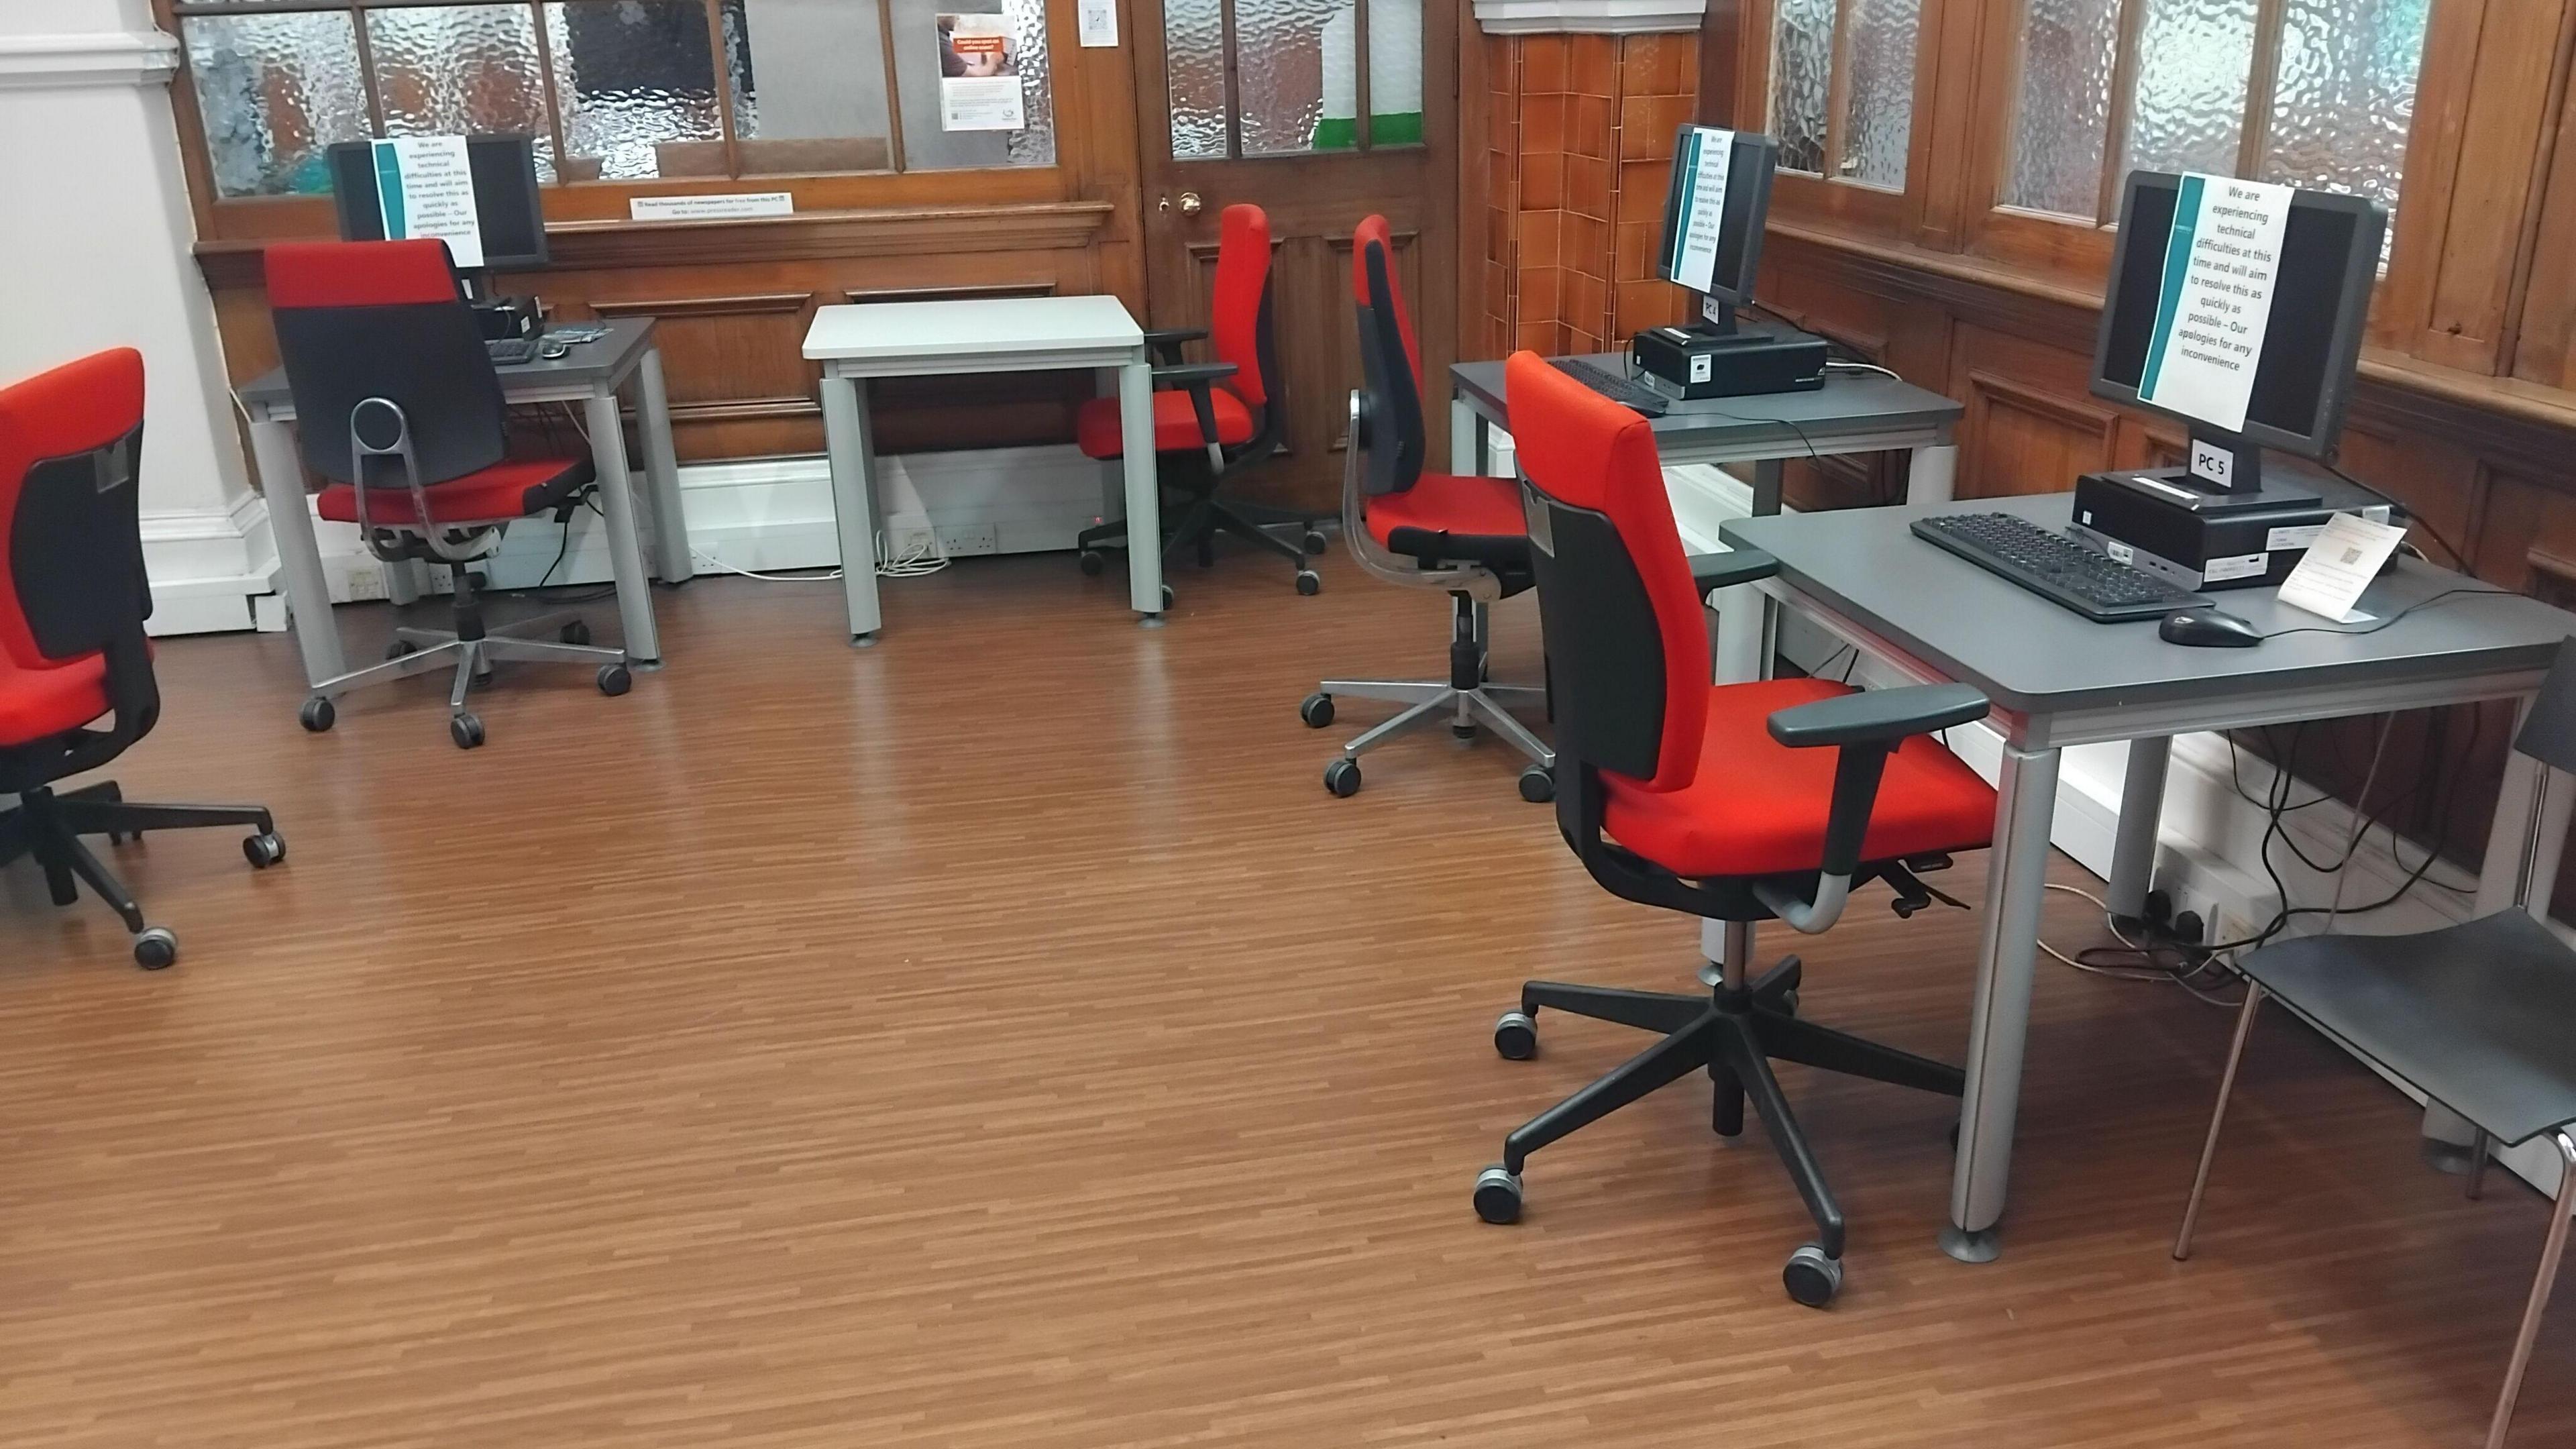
[157,0,1072,243]
[1731,0,1935,235]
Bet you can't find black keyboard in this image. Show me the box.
[486,337,539,365]
[1911,512,2211,623]
[1551,357,1668,417]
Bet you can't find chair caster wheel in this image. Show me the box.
[1301,529,1328,555]
[1300,692,1335,729]
[1493,1010,1537,1060]
[1295,569,1322,596]
[299,697,335,733]
[1517,764,1554,803]
[449,712,486,749]
[561,619,592,645]
[1323,758,1362,797]
[1783,1244,1842,1307]
[385,639,417,660]
[1473,1166,1523,1224]
[1077,549,1107,576]
[597,663,632,696]
[131,927,177,971]
[242,832,286,869]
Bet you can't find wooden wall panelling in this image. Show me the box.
[2407,0,2576,374]
[2511,21,2576,388]
[1945,323,2125,498]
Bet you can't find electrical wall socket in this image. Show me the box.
[343,564,387,601]
[2150,837,2282,949]
[936,523,1000,557]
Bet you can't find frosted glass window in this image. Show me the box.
[172,0,1053,181]
[2002,0,2118,216]
[1838,0,1921,188]
[1769,0,1833,176]
[179,13,372,197]
[2000,0,2430,233]
[1766,0,1921,187]
[367,5,557,179]
[723,0,896,174]
[1159,0,1421,159]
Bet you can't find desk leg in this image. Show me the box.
[1751,458,1784,516]
[2106,736,2171,920]
[818,374,883,645]
[248,415,345,689]
[1906,443,1959,505]
[584,389,663,667]
[1450,398,1485,476]
[1119,357,1165,623]
[1945,739,2061,1263]
[634,345,693,584]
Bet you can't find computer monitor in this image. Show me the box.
[2092,170,2384,494]
[326,134,549,276]
[1655,126,1778,334]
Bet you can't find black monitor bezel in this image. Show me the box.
[325,133,550,272]
[1655,126,1778,306]
[2089,169,2383,460]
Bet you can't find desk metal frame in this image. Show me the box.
[236,317,688,686]
[808,298,1163,643]
[1719,502,2571,1263]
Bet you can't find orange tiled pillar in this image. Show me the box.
[1474,1,1706,359]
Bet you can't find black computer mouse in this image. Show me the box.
[2159,607,2264,647]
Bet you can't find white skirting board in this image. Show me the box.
[145,444,1115,629]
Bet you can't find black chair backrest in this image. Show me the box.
[0,347,158,751]
[266,239,508,488]
[1353,232,1425,498]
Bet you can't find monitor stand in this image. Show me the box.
[2109,427,2321,516]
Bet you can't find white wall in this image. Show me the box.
[0,0,272,635]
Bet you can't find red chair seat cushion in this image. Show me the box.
[1603,678,1996,879]
[317,455,594,525]
[0,652,110,745]
[1074,389,1254,460]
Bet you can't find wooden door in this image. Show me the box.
[1129,0,1458,510]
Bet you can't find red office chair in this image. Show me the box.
[0,349,283,970]
[266,240,630,749]
[1477,351,1997,1306]
[1073,204,1329,595]
[1299,216,1552,800]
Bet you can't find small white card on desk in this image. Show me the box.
[2277,511,2407,625]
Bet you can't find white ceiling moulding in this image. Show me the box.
[1471,0,1708,36]
[0,30,180,91]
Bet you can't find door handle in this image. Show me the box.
[1160,191,1204,216]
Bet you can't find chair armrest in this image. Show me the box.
[1143,327,1208,366]
[1688,547,1778,594]
[1152,361,1238,449]
[1766,682,1988,749]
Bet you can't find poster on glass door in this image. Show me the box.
[938,15,1024,131]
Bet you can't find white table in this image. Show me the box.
[234,317,686,681]
[803,297,1165,642]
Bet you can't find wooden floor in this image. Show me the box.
[3,547,2569,1448]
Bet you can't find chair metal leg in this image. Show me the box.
[1463,688,1554,767]
[313,637,470,698]
[1760,1012,1966,1096]
[1724,1017,1847,1259]
[52,800,274,836]
[1712,1061,1745,1138]
[478,637,627,667]
[2487,1130,2576,1449]
[1316,680,1448,706]
[2175,983,2266,1260]
[1751,955,1803,1006]
[1502,1015,1715,1173]
[1519,981,1706,1034]
[52,831,146,933]
[1337,696,1452,759]
[449,645,480,712]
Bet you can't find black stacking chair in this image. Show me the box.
[2174,635,2576,1449]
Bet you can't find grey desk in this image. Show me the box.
[1448,356,1964,512]
[803,297,1163,643]
[236,317,689,684]
[1721,492,2576,1263]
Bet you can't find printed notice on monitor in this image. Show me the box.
[370,136,482,269]
[1664,128,1735,294]
[2137,174,2292,435]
